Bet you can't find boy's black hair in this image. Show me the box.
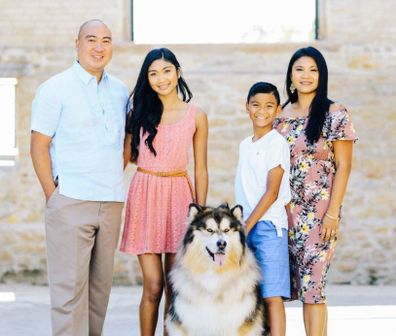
[246,82,280,105]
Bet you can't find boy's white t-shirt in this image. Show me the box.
[235,129,291,236]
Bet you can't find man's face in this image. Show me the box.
[75,21,113,78]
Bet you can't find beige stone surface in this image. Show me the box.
[1,284,396,335]
[0,0,395,285]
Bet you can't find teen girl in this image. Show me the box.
[120,48,208,335]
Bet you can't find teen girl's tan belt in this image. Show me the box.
[137,167,195,200]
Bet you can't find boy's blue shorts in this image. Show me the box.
[246,220,290,299]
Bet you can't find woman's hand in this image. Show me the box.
[320,213,339,242]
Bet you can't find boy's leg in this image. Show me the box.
[264,296,286,336]
[250,221,290,336]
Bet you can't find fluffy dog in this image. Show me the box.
[166,203,264,336]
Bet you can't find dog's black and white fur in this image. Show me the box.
[166,203,264,336]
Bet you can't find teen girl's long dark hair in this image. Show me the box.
[283,46,333,143]
[127,48,193,161]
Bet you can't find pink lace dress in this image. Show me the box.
[274,108,357,303]
[120,105,196,254]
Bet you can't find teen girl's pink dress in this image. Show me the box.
[274,108,357,303]
[120,105,196,254]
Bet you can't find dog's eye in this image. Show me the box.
[223,228,230,233]
[206,228,214,233]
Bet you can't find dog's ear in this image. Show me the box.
[218,203,230,210]
[230,204,243,221]
[188,203,203,219]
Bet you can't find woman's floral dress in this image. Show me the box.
[273,108,357,303]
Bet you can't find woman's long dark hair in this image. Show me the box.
[283,46,333,143]
[127,48,193,161]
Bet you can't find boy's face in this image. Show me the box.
[246,93,280,130]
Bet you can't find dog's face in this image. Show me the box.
[180,203,246,273]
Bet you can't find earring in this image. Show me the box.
[290,83,296,94]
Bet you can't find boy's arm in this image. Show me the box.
[245,165,284,234]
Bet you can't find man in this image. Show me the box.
[30,19,129,335]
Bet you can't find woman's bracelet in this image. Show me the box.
[325,212,339,221]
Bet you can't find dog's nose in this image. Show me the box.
[217,239,227,250]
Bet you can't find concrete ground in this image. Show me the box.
[0,285,395,335]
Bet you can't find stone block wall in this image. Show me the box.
[0,0,395,285]
[0,0,129,46]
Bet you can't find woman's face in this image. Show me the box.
[147,58,180,97]
[291,56,319,95]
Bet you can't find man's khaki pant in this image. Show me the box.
[45,188,123,336]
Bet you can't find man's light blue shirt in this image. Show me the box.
[31,61,129,202]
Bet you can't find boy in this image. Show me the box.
[235,82,291,336]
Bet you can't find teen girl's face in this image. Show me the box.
[148,59,180,97]
[246,93,280,131]
[291,56,319,95]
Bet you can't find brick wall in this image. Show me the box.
[0,0,129,46]
[0,0,395,285]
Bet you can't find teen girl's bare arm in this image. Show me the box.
[123,133,132,168]
[193,109,208,206]
[245,166,284,235]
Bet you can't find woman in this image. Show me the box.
[120,48,208,335]
[274,46,357,336]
